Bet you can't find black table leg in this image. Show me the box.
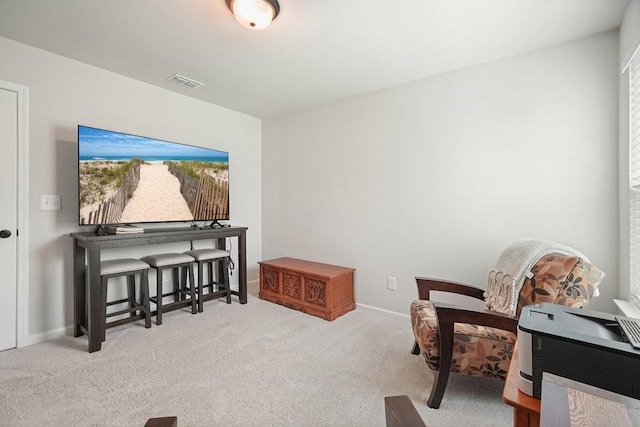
[73,242,86,337]
[88,244,102,353]
[239,230,247,304]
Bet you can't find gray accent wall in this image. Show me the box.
[263,31,620,315]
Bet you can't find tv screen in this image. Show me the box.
[78,125,229,226]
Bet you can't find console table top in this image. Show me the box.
[71,225,248,241]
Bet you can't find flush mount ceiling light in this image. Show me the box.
[226,0,280,31]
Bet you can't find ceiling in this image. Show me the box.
[0,0,630,119]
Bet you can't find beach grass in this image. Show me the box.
[79,158,143,206]
[165,160,228,180]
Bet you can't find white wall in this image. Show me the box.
[618,0,640,302]
[0,36,262,344]
[263,31,619,315]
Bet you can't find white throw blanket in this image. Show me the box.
[484,240,591,316]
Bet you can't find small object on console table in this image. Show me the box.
[258,257,355,321]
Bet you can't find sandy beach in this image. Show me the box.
[120,162,193,223]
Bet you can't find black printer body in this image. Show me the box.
[517,303,640,399]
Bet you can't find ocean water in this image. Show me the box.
[79,155,228,162]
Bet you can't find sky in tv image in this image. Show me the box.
[78,126,228,162]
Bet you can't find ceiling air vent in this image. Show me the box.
[167,74,205,89]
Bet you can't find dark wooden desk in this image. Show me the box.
[502,342,540,427]
[71,226,247,353]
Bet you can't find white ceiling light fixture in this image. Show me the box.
[225,0,280,31]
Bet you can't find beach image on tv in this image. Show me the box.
[78,126,229,225]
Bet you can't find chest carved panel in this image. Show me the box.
[305,278,326,306]
[283,273,301,299]
[263,269,280,293]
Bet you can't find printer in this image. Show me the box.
[517,303,640,399]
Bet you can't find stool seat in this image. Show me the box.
[184,249,228,262]
[184,248,231,312]
[99,257,151,342]
[143,252,197,325]
[101,258,150,276]
[141,253,195,267]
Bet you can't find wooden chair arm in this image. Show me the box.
[415,276,485,301]
[432,301,519,334]
[424,302,518,409]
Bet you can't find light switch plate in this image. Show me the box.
[40,195,61,211]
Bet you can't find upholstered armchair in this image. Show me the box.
[409,240,605,409]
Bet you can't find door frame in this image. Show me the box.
[0,79,29,349]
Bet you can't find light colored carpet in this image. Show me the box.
[0,288,511,426]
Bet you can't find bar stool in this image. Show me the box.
[100,258,151,342]
[141,253,197,325]
[184,248,231,312]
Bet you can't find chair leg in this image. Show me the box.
[207,260,214,293]
[101,276,108,342]
[156,269,163,325]
[127,274,136,318]
[188,264,197,314]
[427,320,454,409]
[142,269,151,329]
[411,341,420,355]
[174,267,181,302]
[224,258,231,304]
[197,261,204,313]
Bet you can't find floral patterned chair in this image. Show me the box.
[409,241,605,409]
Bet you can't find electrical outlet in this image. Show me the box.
[387,276,397,291]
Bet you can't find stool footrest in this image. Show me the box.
[198,281,228,290]
[106,313,146,329]
[150,289,192,303]
[107,305,145,318]
[199,290,229,303]
[157,299,194,314]
[106,297,137,307]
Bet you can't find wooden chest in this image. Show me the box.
[258,257,355,321]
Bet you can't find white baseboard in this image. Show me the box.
[20,279,262,349]
[355,302,409,318]
[251,276,408,318]
[19,281,404,348]
[251,275,407,318]
[22,325,74,348]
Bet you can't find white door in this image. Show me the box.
[0,87,18,351]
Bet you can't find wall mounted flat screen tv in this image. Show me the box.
[78,125,229,226]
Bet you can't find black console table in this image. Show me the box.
[71,226,248,353]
